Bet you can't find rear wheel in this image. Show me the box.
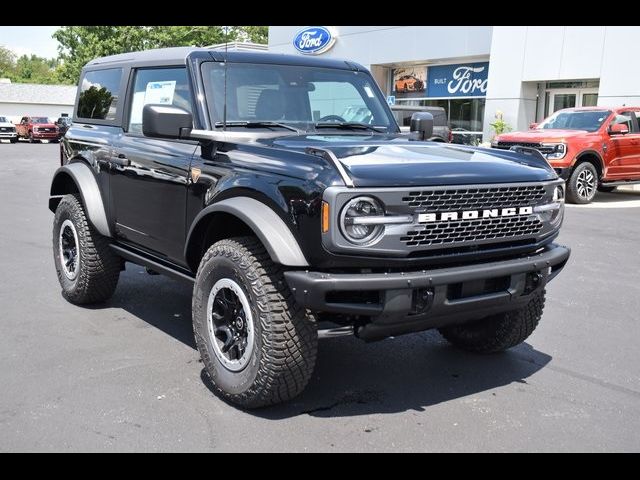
[439,291,545,354]
[192,236,317,408]
[567,162,598,204]
[53,194,120,304]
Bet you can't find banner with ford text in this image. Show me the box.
[427,62,489,98]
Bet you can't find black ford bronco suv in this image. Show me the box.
[49,47,570,408]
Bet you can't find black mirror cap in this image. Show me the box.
[142,104,193,140]
[410,112,434,141]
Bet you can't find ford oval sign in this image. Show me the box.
[293,26,336,55]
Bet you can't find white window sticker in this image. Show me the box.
[364,85,375,98]
[145,80,176,105]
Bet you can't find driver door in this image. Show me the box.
[606,111,640,179]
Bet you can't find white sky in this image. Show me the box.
[0,26,61,59]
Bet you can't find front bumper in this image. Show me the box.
[285,244,570,341]
[32,132,58,139]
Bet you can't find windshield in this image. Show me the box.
[32,117,50,124]
[202,63,397,133]
[538,110,611,132]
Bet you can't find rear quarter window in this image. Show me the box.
[77,68,123,122]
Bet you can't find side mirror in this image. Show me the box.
[409,112,434,141]
[529,122,538,129]
[608,123,629,135]
[142,104,193,139]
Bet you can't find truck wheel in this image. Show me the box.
[10,137,17,144]
[52,194,120,304]
[192,236,317,408]
[29,132,35,143]
[438,290,545,354]
[566,162,598,204]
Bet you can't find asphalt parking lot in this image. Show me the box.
[1,141,639,452]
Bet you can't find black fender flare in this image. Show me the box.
[49,163,111,237]
[186,197,309,267]
[574,150,605,177]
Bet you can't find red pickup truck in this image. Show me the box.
[15,116,59,143]
[492,107,640,203]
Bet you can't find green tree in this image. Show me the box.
[13,54,59,84]
[54,26,268,84]
[0,46,16,79]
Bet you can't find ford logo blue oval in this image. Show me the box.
[293,26,336,55]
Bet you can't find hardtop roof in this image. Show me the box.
[85,47,366,71]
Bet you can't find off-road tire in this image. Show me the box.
[10,137,17,144]
[192,236,317,408]
[567,162,598,204]
[53,194,120,304]
[439,290,545,354]
[28,132,35,143]
[598,185,616,193]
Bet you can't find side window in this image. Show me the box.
[633,112,640,132]
[611,112,635,132]
[77,68,122,121]
[128,67,192,134]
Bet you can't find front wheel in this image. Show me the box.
[192,236,318,408]
[53,194,121,304]
[10,137,17,144]
[567,162,598,204]
[439,291,545,354]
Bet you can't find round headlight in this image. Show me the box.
[340,196,384,245]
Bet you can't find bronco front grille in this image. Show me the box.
[400,216,543,247]
[402,185,546,210]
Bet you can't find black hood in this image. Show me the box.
[268,134,557,187]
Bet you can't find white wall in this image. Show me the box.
[484,26,640,140]
[268,26,493,68]
[0,103,73,124]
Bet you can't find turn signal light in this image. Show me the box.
[322,201,330,233]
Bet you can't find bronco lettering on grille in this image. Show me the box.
[418,206,533,223]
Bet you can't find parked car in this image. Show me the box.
[0,116,18,143]
[55,117,72,138]
[492,107,640,203]
[15,116,59,143]
[391,105,452,142]
[49,47,570,408]
[394,74,424,93]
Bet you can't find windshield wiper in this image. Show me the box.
[214,121,302,133]
[314,122,384,132]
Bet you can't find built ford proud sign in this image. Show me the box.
[293,26,336,54]
[427,62,489,97]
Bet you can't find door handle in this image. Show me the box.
[110,154,130,167]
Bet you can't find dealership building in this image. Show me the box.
[268,26,640,143]
[0,80,76,124]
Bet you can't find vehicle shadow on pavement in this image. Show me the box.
[100,265,552,418]
[208,333,552,418]
[90,264,197,349]
[590,189,640,203]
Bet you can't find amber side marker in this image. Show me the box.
[322,201,330,233]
